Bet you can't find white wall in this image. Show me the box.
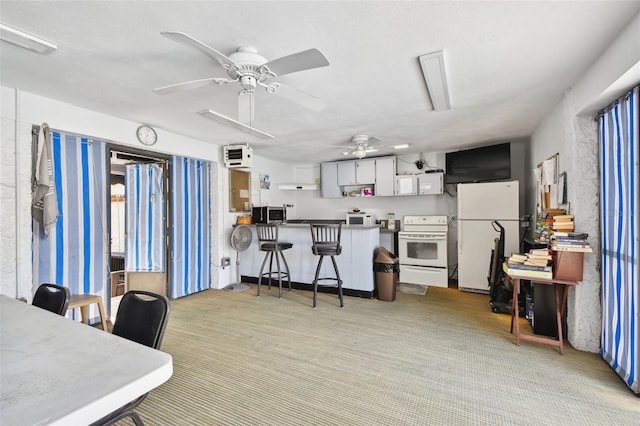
[0,88,231,298]
[529,12,640,352]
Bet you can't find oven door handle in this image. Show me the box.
[398,236,447,241]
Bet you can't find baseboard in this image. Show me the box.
[241,276,374,299]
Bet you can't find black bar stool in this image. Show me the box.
[256,224,293,299]
[309,223,344,308]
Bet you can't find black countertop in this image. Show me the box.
[285,219,345,224]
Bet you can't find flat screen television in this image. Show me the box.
[445,143,511,184]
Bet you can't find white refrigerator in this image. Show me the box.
[457,181,520,293]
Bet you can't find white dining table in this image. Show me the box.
[0,294,173,425]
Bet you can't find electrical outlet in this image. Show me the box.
[221,257,231,267]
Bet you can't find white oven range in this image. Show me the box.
[398,215,449,288]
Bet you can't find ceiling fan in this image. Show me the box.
[334,135,412,159]
[337,135,382,159]
[153,32,330,136]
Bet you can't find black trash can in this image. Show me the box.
[374,247,400,301]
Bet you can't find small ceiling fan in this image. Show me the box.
[153,32,330,136]
[336,135,382,159]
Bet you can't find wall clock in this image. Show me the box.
[136,125,157,146]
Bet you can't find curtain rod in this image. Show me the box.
[597,85,639,118]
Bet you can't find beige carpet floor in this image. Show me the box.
[126,286,638,425]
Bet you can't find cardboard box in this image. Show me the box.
[552,251,584,281]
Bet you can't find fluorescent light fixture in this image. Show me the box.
[0,23,57,54]
[198,109,275,139]
[392,143,410,150]
[418,50,450,111]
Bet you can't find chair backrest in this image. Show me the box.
[256,224,279,244]
[32,283,70,316]
[310,223,342,254]
[112,290,170,349]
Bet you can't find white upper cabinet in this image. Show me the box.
[337,161,357,186]
[355,159,376,184]
[417,172,444,195]
[395,175,417,195]
[321,156,397,198]
[321,162,342,198]
[338,159,376,185]
[375,157,396,196]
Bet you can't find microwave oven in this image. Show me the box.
[346,213,376,226]
[252,206,286,224]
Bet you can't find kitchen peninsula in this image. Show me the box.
[237,223,380,298]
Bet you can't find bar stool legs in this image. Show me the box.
[257,247,291,299]
[311,254,344,308]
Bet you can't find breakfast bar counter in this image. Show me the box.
[238,223,380,297]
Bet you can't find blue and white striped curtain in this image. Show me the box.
[170,156,211,298]
[599,85,639,394]
[125,163,165,272]
[33,130,109,322]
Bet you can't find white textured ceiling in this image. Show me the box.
[1,1,639,163]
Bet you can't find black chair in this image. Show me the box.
[256,224,293,299]
[310,224,344,308]
[32,283,70,316]
[90,290,170,426]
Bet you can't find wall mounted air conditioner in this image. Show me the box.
[223,145,253,168]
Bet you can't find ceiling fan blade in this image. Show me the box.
[264,48,329,77]
[237,92,256,124]
[198,109,275,139]
[161,31,236,68]
[153,77,227,95]
[275,83,326,112]
[366,137,381,145]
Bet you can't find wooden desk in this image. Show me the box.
[0,295,172,425]
[68,293,108,331]
[505,273,580,354]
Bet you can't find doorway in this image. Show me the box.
[109,148,170,320]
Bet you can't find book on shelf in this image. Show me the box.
[509,253,528,263]
[503,263,553,279]
[555,242,590,248]
[529,248,551,256]
[552,231,588,239]
[555,236,588,242]
[526,253,552,260]
[525,253,553,262]
[546,208,567,216]
[552,214,574,222]
[552,222,575,231]
[551,245,593,253]
[524,259,551,267]
[506,263,552,272]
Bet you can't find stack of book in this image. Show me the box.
[504,249,553,279]
[551,214,575,232]
[534,208,567,243]
[551,232,593,252]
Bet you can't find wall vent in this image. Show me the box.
[223,145,253,168]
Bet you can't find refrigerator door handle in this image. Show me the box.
[458,221,463,255]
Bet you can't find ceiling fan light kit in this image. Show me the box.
[0,23,57,54]
[418,50,451,111]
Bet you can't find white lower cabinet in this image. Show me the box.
[238,225,379,293]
